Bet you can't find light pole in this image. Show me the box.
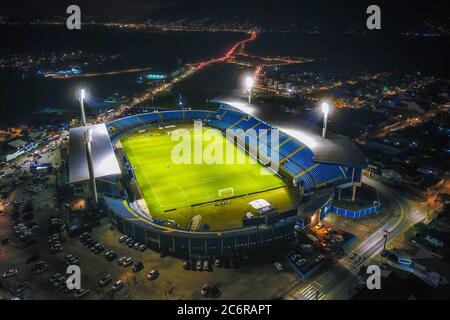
[381,229,390,258]
[244,76,255,104]
[80,88,86,126]
[83,128,98,206]
[321,102,330,138]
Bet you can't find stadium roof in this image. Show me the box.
[69,123,121,184]
[210,95,368,167]
[297,189,334,217]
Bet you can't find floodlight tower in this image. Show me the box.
[80,88,87,126]
[244,76,255,104]
[321,102,330,138]
[83,128,98,206]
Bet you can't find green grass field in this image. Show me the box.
[121,125,286,222]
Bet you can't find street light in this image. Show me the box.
[321,101,330,138]
[244,75,255,103]
[381,230,390,257]
[83,128,98,206]
[79,88,86,126]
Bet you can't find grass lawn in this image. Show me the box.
[120,125,288,228]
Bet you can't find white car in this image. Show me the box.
[112,280,124,292]
[2,268,18,278]
[147,269,159,280]
[274,262,283,271]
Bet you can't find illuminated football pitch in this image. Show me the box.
[121,125,287,226]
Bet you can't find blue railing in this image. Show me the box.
[330,204,381,219]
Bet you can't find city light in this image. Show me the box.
[80,88,85,101]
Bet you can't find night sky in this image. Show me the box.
[1,0,449,23]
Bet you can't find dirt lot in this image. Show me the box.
[1,147,298,300]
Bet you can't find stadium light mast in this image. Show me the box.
[80,88,87,126]
[244,76,255,104]
[321,102,330,138]
[83,128,98,206]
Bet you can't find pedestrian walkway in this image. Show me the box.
[296,283,326,300]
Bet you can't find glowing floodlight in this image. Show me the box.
[321,101,331,138]
[244,76,255,103]
[321,101,330,115]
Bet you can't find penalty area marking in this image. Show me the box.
[125,140,163,208]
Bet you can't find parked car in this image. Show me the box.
[315,254,325,263]
[160,250,168,258]
[183,261,192,270]
[147,269,159,280]
[16,281,30,293]
[296,259,306,266]
[105,251,117,262]
[92,243,105,254]
[2,268,18,278]
[201,283,211,297]
[118,256,126,266]
[132,261,144,273]
[196,260,202,271]
[26,254,40,264]
[111,280,124,292]
[209,284,221,299]
[274,262,284,271]
[50,273,62,284]
[203,260,210,271]
[122,257,133,267]
[74,288,90,299]
[99,274,112,287]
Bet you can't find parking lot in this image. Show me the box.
[0,142,304,301]
[2,192,299,300]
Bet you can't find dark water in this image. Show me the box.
[1,26,449,126]
[247,32,450,75]
[0,25,245,126]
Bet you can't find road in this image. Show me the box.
[361,102,450,140]
[46,66,154,79]
[289,176,425,300]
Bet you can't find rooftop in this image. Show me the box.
[69,123,121,184]
[210,95,368,167]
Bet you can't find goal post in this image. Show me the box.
[218,187,234,198]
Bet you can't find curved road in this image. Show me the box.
[290,176,425,300]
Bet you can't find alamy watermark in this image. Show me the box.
[366,5,381,30]
[66,5,81,30]
[66,265,81,290]
[366,264,381,290]
[66,5,381,31]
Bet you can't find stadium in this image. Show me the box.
[69,96,368,256]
